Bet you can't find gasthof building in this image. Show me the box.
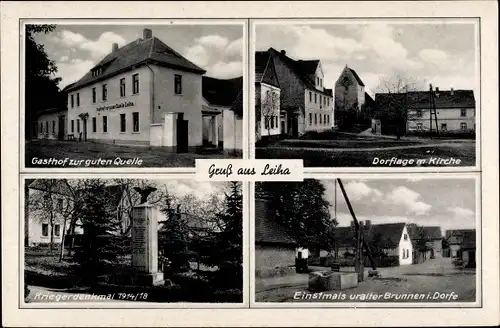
[62,28,242,153]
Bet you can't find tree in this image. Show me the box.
[261,89,280,137]
[73,179,126,284]
[374,71,425,139]
[201,182,243,290]
[256,179,336,252]
[25,24,65,139]
[28,179,75,251]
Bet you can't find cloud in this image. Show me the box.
[447,207,474,217]
[343,181,382,202]
[163,180,222,201]
[207,60,242,78]
[57,59,95,88]
[225,37,243,57]
[385,186,431,215]
[53,30,126,60]
[195,34,229,50]
[184,44,210,67]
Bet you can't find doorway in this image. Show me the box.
[176,113,189,153]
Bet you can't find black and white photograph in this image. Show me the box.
[254,20,478,167]
[255,177,478,303]
[24,22,245,168]
[23,178,243,304]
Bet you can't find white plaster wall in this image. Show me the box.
[398,226,413,265]
[260,83,281,136]
[151,65,203,147]
[67,66,152,143]
[304,87,334,132]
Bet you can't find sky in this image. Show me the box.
[320,178,477,233]
[155,179,227,201]
[255,21,478,97]
[32,24,244,89]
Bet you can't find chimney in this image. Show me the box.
[280,50,286,55]
[112,43,118,52]
[143,28,152,40]
[450,87,454,95]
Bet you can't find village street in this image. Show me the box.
[255,257,476,303]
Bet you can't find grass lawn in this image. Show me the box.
[257,142,476,167]
[25,140,239,168]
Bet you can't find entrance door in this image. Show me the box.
[467,251,476,268]
[176,115,189,153]
[83,118,88,141]
[58,115,65,140]
[291,115,299,138]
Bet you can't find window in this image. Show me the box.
[309,91,312,102]
[120,78,126,97]
[461,122,467,130]
[40,122,43,133]
[76,93,80,106]
[70,94,74,108]
[71,120,74,133]
[133,112,139,132]
[174,74,182,94]
[77,119,80,133]
[402,248,406,259]
[103,116,108,133]
[460,108,467,117]
[324,97,326,105]
[42,223,49,237]
[92,117,96,133]
[441,123,447,131]
[132,74,139,94]
[264,117,269,129]
[316,77,319,85]
[120,114,126,132]
[92,88,96,103]
[54,224,60,237]
[56,198,63,211]
[319,95,322,106]
[417,122,423,130]
[45,122,48,134]
[406,249,410,259]
[102,84,107,101]
[309,113,312,125]
[404,233,408,241]
[314,93,317,104]
[416,109,422,117]
[314,113,317,125]
[319,114,322,124]
[270,116,274,129]
[52,120,55,133]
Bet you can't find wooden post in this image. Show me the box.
[359,221,365,282]
[337,179,377,271]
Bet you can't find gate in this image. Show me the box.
[176,114,189,153]
[58,115,65,140]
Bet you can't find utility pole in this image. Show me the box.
[429,84,439,138]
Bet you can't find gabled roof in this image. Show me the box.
[461,230,476,249]
[368,223,407,248]
[66,36,206,92]
[28,179,73,197]
[364,92,375,108]
[296,59,319,75]
[333,223,407,249]
[407,225,442,241]
[268,48,331,97]
[255,198,296,247]
[202,76,242,108]
[255,50,280,88]
[349,68,365,86]
[446,229,476,245]
[375,90,475,110]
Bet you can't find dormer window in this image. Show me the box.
[91,66,104,77]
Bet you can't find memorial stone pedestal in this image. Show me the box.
[131,203,164,286]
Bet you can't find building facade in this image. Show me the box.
[254,197,297,276]
[32,108,68,141]
[64,28,209,151]
[334,65,375,128]
[258,48,334,138]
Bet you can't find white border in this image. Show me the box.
[251,173,482,308]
